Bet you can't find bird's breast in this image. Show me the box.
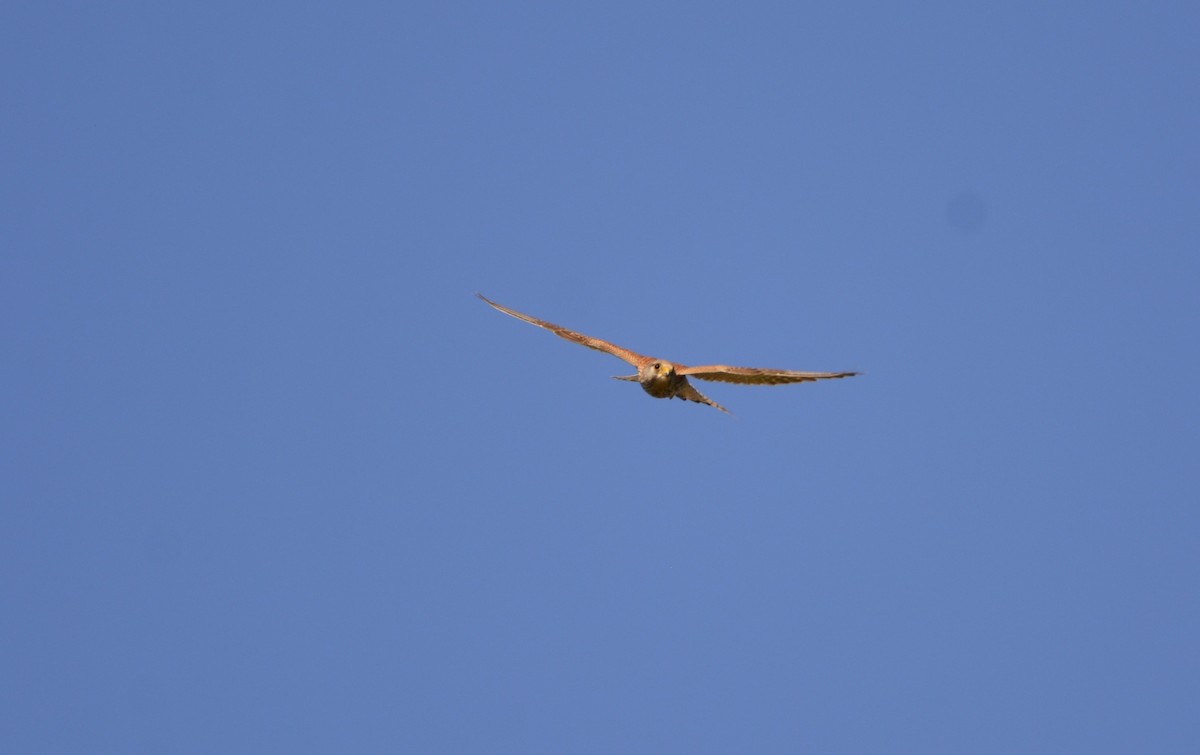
[639,372,684,399]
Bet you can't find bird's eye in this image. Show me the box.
[653,362,661,370]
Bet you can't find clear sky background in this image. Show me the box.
[3,2,1198,752]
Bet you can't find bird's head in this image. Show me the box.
[640,361,676,382]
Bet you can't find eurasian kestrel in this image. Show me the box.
[478,293,858,413]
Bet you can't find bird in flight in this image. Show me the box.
[477,293,858,413]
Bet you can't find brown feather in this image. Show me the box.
[678,365,860,385]
[676,379,730,413]
[477,294,650,368]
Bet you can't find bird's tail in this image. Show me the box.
[677,381,730,414]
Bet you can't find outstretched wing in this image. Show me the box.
[477,294,650,368]
[677,365,859,385]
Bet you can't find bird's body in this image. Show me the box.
[613,361,730,410]
[478,293,858,413]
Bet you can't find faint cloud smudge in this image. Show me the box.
[945,191,988,234]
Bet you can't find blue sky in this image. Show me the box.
[3,2,1198,752]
